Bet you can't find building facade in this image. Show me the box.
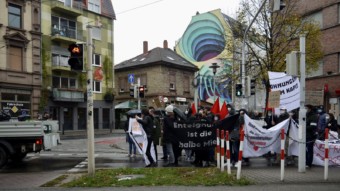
[295,0,340,120]
[0,0,42,119]
[41,0,115,132]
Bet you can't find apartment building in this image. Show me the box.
[41,0,116,132]
[0,0,42,119]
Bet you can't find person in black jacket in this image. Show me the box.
[162,105,178,167]
[305,104,318,168]
[136,108,156,167]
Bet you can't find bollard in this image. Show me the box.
[324,128,329,180]
[216,129,220,169]
[226,130,231,174]
[280,128,285,181]
[220,130,225,172]
[236,128,244,180]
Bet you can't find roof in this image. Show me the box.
[115,47,199,71]
[101,0,116,19]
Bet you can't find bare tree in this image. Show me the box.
[235,0,323,112]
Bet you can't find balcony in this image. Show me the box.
[51,26,78,43]
[51,55,71,71]
[52,88,84,102]
[51,0,82,17]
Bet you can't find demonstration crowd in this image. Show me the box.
[124,103,340,168]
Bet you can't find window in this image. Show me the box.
[305,11,323,28]
[52,76,78,89]
[8,3,21,28]
[93,54,101,66]
[135,74,147,88]
[170,83,176,90]
[52,54,69,67]
[93,81,101,93]
[88,0,101,14]
[119,77,127,92]
[92,27,101,40]
[51,16,76,38]
[169,72,176,90]
[338,53,340,73]
[8,46,23,71]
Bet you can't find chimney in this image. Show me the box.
[163,40,168,49]
[143,41,148,54]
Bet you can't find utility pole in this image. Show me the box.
[137,77,141,110]
[241,0,267,108]
[298,34,307,173]
[86,25,95,176]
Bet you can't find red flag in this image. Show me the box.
[210,97,220,114]
[220,101,229,119]
[191,103,197,115]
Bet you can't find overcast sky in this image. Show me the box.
[111,0,241,64]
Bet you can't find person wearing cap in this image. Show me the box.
[316,107,327,139]
[162,105,177,167]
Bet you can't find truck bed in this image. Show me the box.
[0,121,44,137]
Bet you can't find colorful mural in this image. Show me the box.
[175,9,237,104]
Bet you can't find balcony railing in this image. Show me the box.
[52,88,84,102]
[52,55,71,71]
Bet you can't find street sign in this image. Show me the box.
[128,74,134,84]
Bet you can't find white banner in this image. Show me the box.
[313,140,340,166]
[243,114,289,157]
[128,118,156,165]
[268,71,300,112]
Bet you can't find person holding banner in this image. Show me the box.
[124,115,136,158]
[136,109,157,167]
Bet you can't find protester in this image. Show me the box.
[149,107,161,161]
[124,115,136,158]
[184,107,195,161]
[316,107,327,139]
[162,105,177,167]
[327,113,339,133]
[263,109,278,129]
[230,109,246,167]
[136,108,157,167]
[305,104,318,168]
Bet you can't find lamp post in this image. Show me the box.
[209,63,220,102]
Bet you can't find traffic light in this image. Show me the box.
[236,84,242,97]
[129,86,134,97]
[139,86,145,98]
[129,85,138,98]
[68,43,83,71]
[250,79,256,95]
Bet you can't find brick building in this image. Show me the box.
[114,40,198,110]
[295,0,340,118]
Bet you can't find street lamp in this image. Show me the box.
[209,63,220,102]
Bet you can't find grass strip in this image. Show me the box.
[58,167,252,187]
